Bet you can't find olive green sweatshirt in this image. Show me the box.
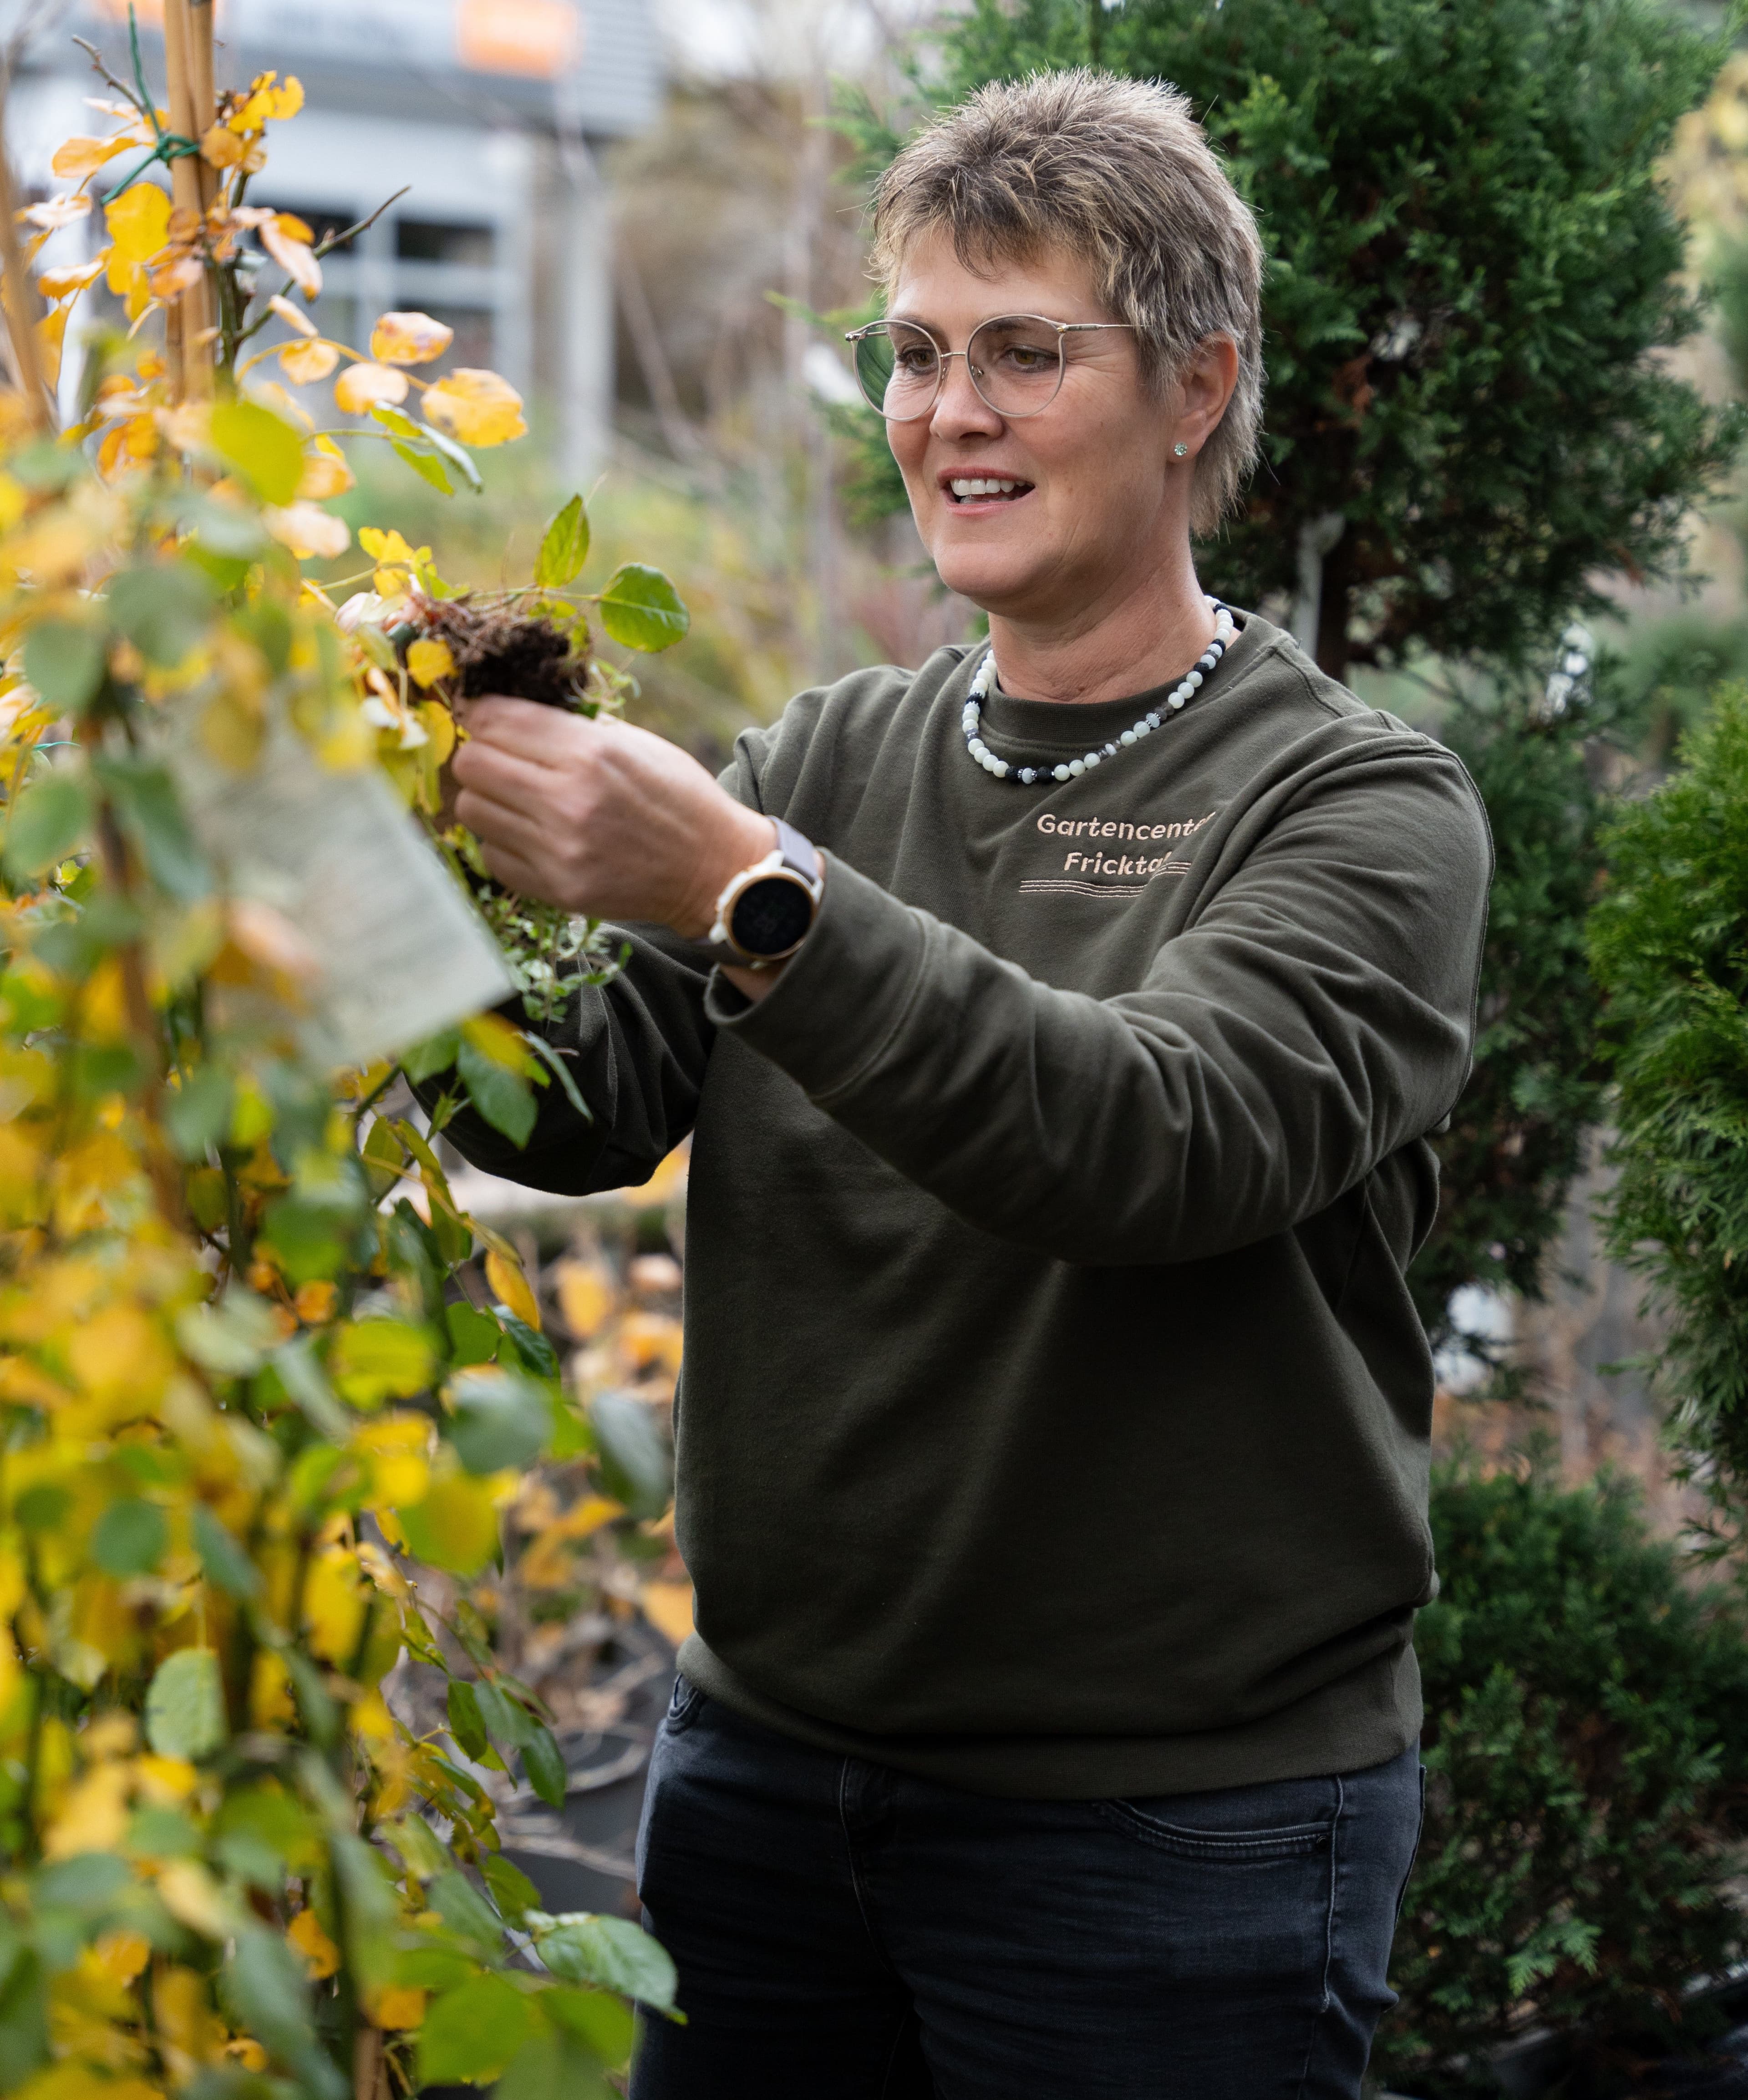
[435,610,1492,1799]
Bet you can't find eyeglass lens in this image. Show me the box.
[852,317,1067,421]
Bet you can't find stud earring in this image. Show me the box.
[1173,442,1189,458]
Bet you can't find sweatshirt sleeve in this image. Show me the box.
[706,735,1492,1265]
[422,922,716,1196]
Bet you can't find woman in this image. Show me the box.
[441,69,1491,2100]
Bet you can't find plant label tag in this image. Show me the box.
[171,723,514,1069]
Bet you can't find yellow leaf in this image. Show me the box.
[38,259,104,300]
[396,1467,500,1576]
[93,1930,152,1988]
[484,1247,540,1332]
[334,361,407,414]
[262,501,350,561]
[422,367,527,447]
[69,1304,172,1404]
[358,526,424,567]
[406,637,454,689]
[354,1412,433,1507]
[278,337,339,385]
[461,1009,534,1071]
[303,1547,366,1665]
[249,1650,295,1729]
[199,122,245,169]
[553,1259,614,1338]
[44,1761,132,1858]
[265,75,305,121]
[105,182,171,264]
[24,194,92,232]
[641,1579,696,1647]
[620,1311,683,1375]
[370,310,454,365]
[298,434,354,499]
[268,291,317,338]
[330,1319,436,1406]
[133,1753,198,1804]
[288,1906,340,1979]
[369,1985,427,2031]
[259,216,320,300]
[51,135,130,179]
[156,1861,234,1939]
[417,700,456,765]
[223,2041,269,2072]
[294,1279,336,1323]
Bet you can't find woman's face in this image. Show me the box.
[884,233,1195,629]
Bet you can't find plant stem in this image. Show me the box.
[161,0,213,401]
[0,83,52,427]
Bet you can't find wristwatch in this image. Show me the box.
[707,819,824,966]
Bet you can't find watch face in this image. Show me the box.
[730,874,814,958]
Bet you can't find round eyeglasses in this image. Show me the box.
[843,314,1136,422]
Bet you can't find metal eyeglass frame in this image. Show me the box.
[842,314,1138,422]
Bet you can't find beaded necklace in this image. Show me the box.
[960,597,1238,784]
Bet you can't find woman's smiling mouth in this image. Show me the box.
[945,476,1036,504]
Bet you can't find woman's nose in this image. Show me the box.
[930,354,1003,439]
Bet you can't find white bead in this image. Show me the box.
[994,760,1008,777]
[1146,712,1161,728]
[1053,764,1070,781]
[1187,671,1202,689]
[1068,759,1085,776]
[1120,729,1136,745]
[1084,753,1100,768]
[1168,693,1185,709]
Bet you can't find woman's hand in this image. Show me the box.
[450,697,777,940]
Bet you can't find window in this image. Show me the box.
[395,220,495,269]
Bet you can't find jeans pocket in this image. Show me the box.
[1097,1796,1335,1862]
[664,1672,706,1735]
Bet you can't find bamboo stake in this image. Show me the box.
[0,84,51,429]
[189,0,217,213]
[161,0,212,401]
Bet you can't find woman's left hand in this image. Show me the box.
[449,696,776,940]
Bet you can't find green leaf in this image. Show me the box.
[483,1853,543,1927]
[417,1972,532,2086]
[591,1391,673,1520]
[401,1027,459,1084]
[449,1369,550,1474]
[391,437,453,494]
[535,495,590,588]
[0,1943,50,2091]
[106,563,218,668]
[223,1926,344,2100]
[446,1678,490,1763]
[522,1724,567,1810]
[596,563,689,652]
[332,1830,398,1988]
[473,1678,537,1749]
[145,1647,228,1760]
[4,769,92,882]
[544,1986,636,2067]
[210,398,305,505]
[497,1309,559,1379]
[457,1037,537,1147]
[429,1867,506,1952]
[92,755,209,900]
[528,1911,679,2012]
[394,1942,477,1990]
[494,2030,616,2100]
[91,1497,167,1578]
[164,1066,234,1159]
[22,620,107,712]
[193,1504,261,1599]
[446,1301,503,1367]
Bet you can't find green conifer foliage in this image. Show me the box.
[881,0,1743,683]
[1589,688,1748,1505]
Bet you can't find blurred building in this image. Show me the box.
[8,0,662,475]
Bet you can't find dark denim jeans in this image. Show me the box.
[631,1678,1424,2100]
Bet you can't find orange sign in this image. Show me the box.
[455,0,580,78]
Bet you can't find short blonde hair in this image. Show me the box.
[870,69,1265,534]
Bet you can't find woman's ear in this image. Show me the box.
[1172,334,1240,455]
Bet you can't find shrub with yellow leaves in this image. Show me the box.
[0,10,691,2100]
